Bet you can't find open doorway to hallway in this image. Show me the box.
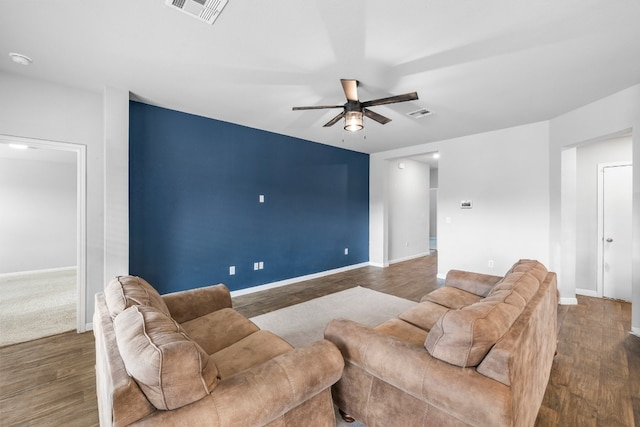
[575,133,632,301]
[387,152,438,264]
[0,137,86,346]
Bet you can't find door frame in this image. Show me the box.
[596,161,632,298]
[0,134,87,333]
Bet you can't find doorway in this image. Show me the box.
[598,162,633,301]
[0,135,86,342]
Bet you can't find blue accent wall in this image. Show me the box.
[129,101,369,294]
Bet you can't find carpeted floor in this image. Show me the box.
[0,268,76,347]
[251,286,416,426]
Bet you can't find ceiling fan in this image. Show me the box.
[292,79,419,132]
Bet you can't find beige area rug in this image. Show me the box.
[250,286,416,427]
[250,286,417,348]
[0,269,76,347]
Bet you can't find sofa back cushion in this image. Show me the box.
[425,272,539,367]
[505,259,548,284]
[105,275,170,319]
[114,305,219,410]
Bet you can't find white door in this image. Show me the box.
[601,164,632,301]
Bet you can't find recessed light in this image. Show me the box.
[9,52,33,66]
[433,153,440,159]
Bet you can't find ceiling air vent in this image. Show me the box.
[407,108,433,119]
[165,0,228,25]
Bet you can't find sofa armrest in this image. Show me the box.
[162,284,232,324]
[325,319,511,427]
[212,340,344,425]
[443,269,503,297]
[133,340,344,427]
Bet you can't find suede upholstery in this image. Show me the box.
[104,276,171,319]
[425,271,540,367]
[95,277,344,426]
[113,305,219,410]
[325,260,558,427]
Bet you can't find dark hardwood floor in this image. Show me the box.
[0,253,637,426]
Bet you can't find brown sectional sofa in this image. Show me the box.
[325,260,558,427]
[94,276,344,427]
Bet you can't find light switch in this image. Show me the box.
[259,194,265,203]
[229,266,235,275]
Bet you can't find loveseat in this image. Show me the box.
[324,260,558,426]
[94,276,344,427]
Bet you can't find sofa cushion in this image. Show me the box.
[399,301,450,331]
[422,286,483,309]
[104,275,170,319]
[488,272,540,303]
[180,308,260,355]
[374,318,429,346]
[505,259,548,284]
[211,330,292,379]
[114,305,219,410]
[425,272,539,367]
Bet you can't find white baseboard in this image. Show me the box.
[560,297,578,305]
[631,327,640,338]
[0,266,77,278]
[389,252,431,265]
[575,288,598,297]
[230,262,370,297]
[368,262,388,268]
[84,322,93,332]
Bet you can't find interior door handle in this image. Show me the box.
[606,238,613,242]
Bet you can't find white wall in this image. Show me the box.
[437,122,550,275]
[430,168,438,239]
[371,121,550,277]
[387,159,430,262]
[0,72,129,329]
[576,136,632,294]
[549,84,640,333]
[0,156,76,273]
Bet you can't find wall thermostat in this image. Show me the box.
[460,200,473,209]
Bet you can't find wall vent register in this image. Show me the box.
[407,108,433,119]
[165,0,228,24]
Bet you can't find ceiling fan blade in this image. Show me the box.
[363,108,391,125]
[323,111,345,127]
[292,105,344,111]
[361,92,419,108]
[340,79,359,102]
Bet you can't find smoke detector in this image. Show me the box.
[407,108,433,119]
[9,52,33,65]
[165,0,228,25]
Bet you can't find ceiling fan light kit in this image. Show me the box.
[293,79,418,134]
[344,111,363,132]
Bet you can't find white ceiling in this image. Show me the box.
[1,0,639,154]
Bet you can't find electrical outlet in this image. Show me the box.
[488,260,494,269]
[229,266,235,275]
[254,262,259,270]
[258,261,264,270]
[344,248,348,255]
